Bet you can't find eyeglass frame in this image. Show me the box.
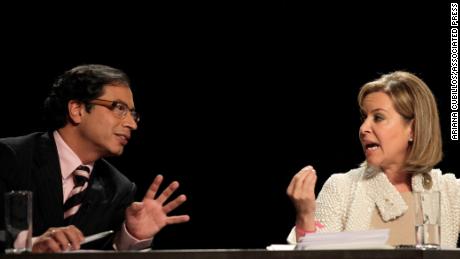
[87,98,140,123]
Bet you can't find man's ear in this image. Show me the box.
[68,100,84,124]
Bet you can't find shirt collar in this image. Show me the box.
[53,130,94,180]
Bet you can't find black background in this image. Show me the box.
[1,2,458,249]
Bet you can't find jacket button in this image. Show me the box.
[423,174,433,190]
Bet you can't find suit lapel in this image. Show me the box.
[33,132,64,229]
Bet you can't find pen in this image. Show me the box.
[81,230,114,245]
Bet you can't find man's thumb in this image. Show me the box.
[129,202,144,212]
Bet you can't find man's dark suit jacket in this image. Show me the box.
[0,132,136,249]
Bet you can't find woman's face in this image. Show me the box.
[359,92,413,170]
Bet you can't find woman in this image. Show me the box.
[286,71,460,247]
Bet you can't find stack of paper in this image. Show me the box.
[266,244,296,250]
[295,229,393,250]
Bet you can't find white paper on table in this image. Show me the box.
[266,244,296,250]
[295,229,393,250]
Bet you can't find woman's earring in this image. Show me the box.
[409,137,413,143]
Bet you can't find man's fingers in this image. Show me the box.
[163,194,187,214]
[166,215,190,225]
[63,226,84,250]
[32,226,85,253]
[42,237,61,253]
[156,181,179,204]
[144,175,163,200]
[49,229,71,251]
[46,226,84,251]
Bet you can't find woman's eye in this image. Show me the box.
[374,115,384,122]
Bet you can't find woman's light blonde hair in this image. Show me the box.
[358,71,442,174]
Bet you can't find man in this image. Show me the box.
[0,64,189,252]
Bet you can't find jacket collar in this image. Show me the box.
[362,165,439,222]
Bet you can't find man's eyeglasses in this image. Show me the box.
[88,99,140,123]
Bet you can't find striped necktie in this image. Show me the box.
[63,165,90,221]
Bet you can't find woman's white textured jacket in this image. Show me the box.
[287,166,460,248]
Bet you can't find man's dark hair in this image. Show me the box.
[43,64,130,130]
